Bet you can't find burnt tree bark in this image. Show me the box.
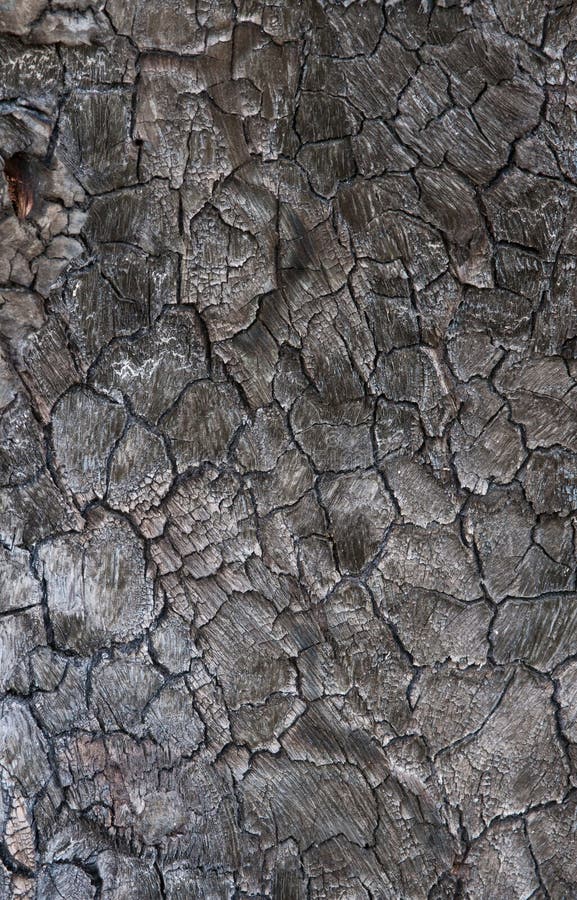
[1,1,576,898]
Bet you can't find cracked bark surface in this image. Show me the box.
[0,1,576,897]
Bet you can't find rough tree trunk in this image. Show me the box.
[0,1,576,897]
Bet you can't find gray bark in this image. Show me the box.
[0,1,576,897]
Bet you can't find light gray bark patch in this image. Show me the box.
[52,386,126,504]
[162,380,244,472]
[39,508,155,653]
[493,594,577,672]
[436,668,567,838]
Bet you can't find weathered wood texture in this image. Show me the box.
[0,1,576,897]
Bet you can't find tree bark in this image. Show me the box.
[0,1,575,897]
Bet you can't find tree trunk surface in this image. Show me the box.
[0,1,575,897]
